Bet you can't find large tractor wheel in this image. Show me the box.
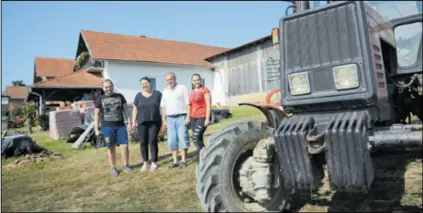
[196,120,291,212]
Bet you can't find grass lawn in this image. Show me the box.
[1,106,422,212]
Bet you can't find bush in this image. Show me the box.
[11,107,23,117]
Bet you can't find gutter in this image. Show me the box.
[27,87,43,115]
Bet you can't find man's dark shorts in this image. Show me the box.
[101,126,128,147]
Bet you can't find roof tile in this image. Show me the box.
[81,30,230,67]
[5,86,29,100]
[33,70,103,88]
[35,57,75,77]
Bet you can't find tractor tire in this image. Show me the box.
[196,120,291,212]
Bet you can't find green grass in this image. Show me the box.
[1,106,422,212]
[1,106,265,212]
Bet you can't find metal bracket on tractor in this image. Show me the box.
[238,102,288,129]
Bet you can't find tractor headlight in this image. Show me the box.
[333,64,360,90]
[288,72,311,96]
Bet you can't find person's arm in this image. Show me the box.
[132,94,139,127]
[187,91,192,119]
[94,97,102,135]
[204,88,212,124]
[183,86,190,125]
[160,90,167,127]
[121,95,132,128]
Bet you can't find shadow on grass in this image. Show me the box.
[129,148,199,169]
[289,148,422,212]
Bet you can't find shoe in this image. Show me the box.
[111,167,120,177]
[169,162,179,168]
[179,161,188,168]
[150,163,158,172]
[141,162,150,172]
[123,165,133,173]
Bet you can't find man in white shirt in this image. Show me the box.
[161,72,191,168]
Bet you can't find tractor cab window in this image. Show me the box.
[394,23,422,67]
[366,1,422,67]
[365,1,422,21]
[309,1,329,9]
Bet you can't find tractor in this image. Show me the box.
[195,1,422,212]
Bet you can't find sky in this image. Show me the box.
[1,1,290,91]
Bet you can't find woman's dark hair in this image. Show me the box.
[191,73,202,89]
[140,76,151,83]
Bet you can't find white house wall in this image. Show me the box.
[104,60,219,105]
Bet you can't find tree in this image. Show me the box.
[23,104,37,134]
[12,80,26,86]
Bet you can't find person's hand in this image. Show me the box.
[204,119,210,127]
[185,117,190,126]
[131,122,137,132]
[162,121,167,129]
[127,123,133,134]
[95,129,101,136]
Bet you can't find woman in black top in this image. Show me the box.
[131,77,162,172]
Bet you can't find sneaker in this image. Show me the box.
[111,167,120,177]
[141,162,150,172]
[169,162,179,168]
[123,165,133,173]
[150,163,158,172]
[179,161,188,168]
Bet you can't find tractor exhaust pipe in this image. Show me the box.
[368,124,423,151]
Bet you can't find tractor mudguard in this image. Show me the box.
[238,102,288,129]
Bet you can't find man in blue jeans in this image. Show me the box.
[94,79,133,176]
[161,72,191,168]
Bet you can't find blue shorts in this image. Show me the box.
[101,126,128,147]
[167,114,190,150]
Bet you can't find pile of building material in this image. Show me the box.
[49,109,82,140]
[67,107,97,149]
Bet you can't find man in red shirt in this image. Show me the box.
[188,73,212,157]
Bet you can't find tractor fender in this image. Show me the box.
[238,102,288,129]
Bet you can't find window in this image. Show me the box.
[365,1,422,21]
[394,22,422,67]
[309,1,329,9]
[149,78,157,91]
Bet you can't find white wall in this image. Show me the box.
[104,60,220,104]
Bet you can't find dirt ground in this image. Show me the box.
[292,149,422,212]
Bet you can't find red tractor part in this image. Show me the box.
[265,88,281,105]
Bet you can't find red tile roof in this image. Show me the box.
[5,86,29,100]
[32,70,103,88]
[35,57,75,77]
[80,30,230,67]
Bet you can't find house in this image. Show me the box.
[205,35,281,105]
[74,30,229,104]
[4,86,29,111]
[26,57,103,113]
